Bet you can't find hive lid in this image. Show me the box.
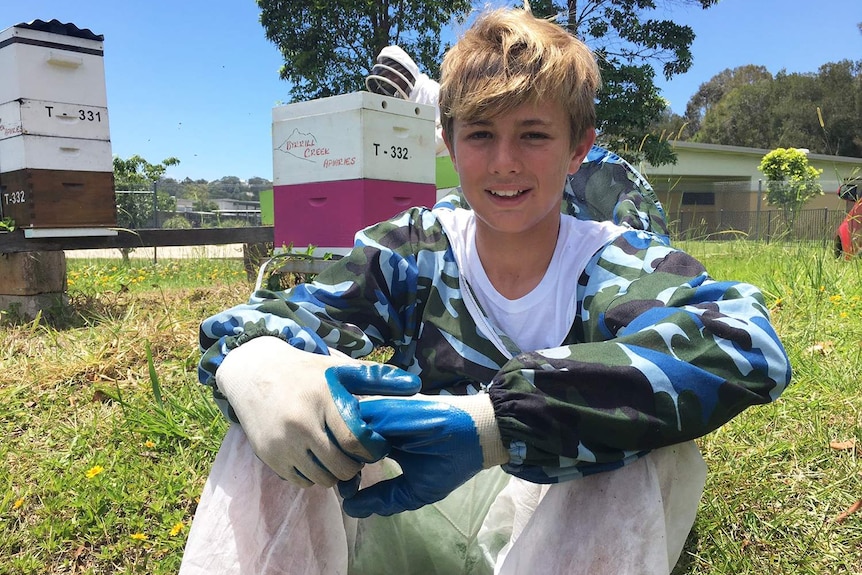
[12,19,103,41]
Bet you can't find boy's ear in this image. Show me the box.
[567,128,596,175]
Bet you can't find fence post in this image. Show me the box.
[755,180,762,241]
[766,211,772,244]
[152,181,159,264]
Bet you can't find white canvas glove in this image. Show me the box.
[215,336,421,487]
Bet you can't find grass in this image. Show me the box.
[1,242,860,574]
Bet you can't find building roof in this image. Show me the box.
[667,140,862,166]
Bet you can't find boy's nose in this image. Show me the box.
[490,139,522,174]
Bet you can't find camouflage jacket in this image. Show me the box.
[199,200,791,483]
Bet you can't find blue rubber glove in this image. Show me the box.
[340,393,509,517]
[216,336,421,487]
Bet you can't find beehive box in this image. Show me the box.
[0,168,116,228]
[0,20,115,233]
[0,20,107,106]
[272,178,432,249]
[0,98,110,141]
[272,91,436,185]
[272,91,437,250]
[0,135,113,173]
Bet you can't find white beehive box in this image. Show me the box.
[0,21,107,106]
[272,91,436,186]
[0,99,110,141]
[0,135,112,172]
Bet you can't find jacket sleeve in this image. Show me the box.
[489,230,791,483]
[197,209,434,421]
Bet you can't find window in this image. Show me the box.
[681,192,715,206]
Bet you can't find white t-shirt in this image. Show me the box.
[437,208,625,354]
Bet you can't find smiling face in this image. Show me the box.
[446,99,595,239]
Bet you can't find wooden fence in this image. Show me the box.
[0,226,273,254]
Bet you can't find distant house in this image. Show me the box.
[642,141,862,216]
[173,198,261,226]
[175,198,259,213]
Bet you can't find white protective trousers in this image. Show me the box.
[180,424,706,575]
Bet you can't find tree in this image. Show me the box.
[693,60,862,158]
[758,148,823,230]
[209,176,244,199]
[647,106,689,142]
[257,0,471,102]
[247,177,273,198]
[112,154,179,261]
[527,0,719,165]
[187,182,218,213]
[695,81,775,148]
[258,0,717,165]
[113,155,180,229]
[683,65,772,135]
[815,60,862,157]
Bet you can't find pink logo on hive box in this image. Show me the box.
[275,128,356,168]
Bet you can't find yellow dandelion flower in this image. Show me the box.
[85,465,105,479]
[170,522,184,536]
[130,533,148,541]
[144,440,156,448]
[829,295,842,303]
[840,312,848,318]
[12,497,24,510]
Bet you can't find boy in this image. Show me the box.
[181,8,790,574]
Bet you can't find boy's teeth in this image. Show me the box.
[490,189,523,197]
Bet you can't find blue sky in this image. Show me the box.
[3,1,860,182]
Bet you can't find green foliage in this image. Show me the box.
[683,65,773,135]
[694,60,862,157]
[528,0,719,165]
[113,155,181,229]
[161,215,192,229]
[758,148,824,228]
[257,0,471,101]
[113,155,180,191]
[595,60,679,165]
[694,81,775,149]
[257,0,717,166]
[66,258,247,295]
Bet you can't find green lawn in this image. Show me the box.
[1,242,859,574]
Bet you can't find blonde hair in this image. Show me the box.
[439,9,600,151]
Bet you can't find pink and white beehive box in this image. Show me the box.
[271,91,437,251]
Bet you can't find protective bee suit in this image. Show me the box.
[179,148,790,575]
[365,45,447,156]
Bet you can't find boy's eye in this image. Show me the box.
[466,130,492,140]
[524,132,550,140]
